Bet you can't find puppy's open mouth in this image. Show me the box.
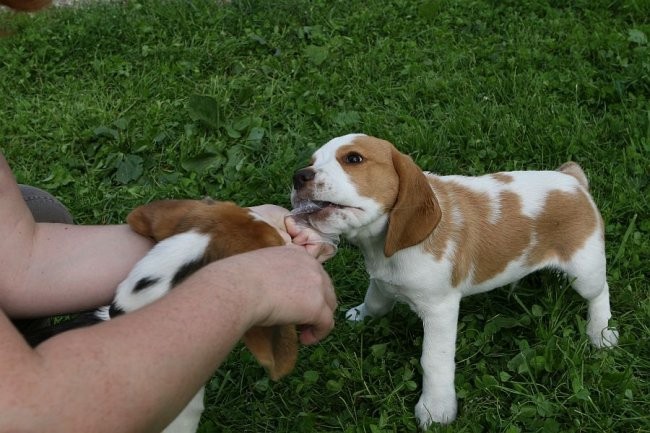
[292,200,350,215]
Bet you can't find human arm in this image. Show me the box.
[0,245,336,433]
[0,153,153,317]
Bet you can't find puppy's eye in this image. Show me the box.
[345,153,363,164]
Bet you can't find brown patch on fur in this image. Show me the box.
[335,137,441,257]
[336,138,400,213]
[424,178,599,287]
[471,191,533,284]
[127,199,206,241]
[527,189,597,264]
[492,173,514,184]
[428,182,534,286]
[127,199,298,380]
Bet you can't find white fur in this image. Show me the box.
[294,134,618,429]
[101,230,211,433]
[114,231,210,312]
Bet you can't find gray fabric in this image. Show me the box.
[19,184,73,224]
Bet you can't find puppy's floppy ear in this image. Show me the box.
[242,325,298,380]
[384,149,441,257]
[127,200,204,241]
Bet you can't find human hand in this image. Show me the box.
[247,204,292,244]
[284,216,337,263]
[206,245,337,345]
[248,204,337,263]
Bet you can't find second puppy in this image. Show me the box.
[97,198,298,433]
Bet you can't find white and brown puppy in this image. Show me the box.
[61,199,299,433]
[291,133,618,428]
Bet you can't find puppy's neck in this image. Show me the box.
[345,214,389,252]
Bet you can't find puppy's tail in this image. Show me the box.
[16,311,104,347]
[558,161,589,190]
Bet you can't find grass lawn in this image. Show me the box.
[1,0,648,431]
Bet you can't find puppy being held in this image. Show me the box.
[32,199,336,433]
[291,133,618,428]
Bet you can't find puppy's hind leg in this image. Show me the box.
[563,232,618,348]
[346,279,395,322]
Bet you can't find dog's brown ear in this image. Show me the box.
[384,149,441,257]
[242,325,298,381]
[127,200,204,241]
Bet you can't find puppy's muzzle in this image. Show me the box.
[293,168,315,190]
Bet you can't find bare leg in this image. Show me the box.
[13,185,74,343]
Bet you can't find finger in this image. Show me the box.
[298,315,335,345]
[316,245,336,263]
[292,231,312,246]
[304,244,322,259]
[284,216,300,237]
[298,326,318,345]
[250,205,289,230]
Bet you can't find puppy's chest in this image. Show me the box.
[362,247,449,294]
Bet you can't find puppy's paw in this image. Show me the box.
[588,326,619,349]
[415,393,457,429]
[345,303,368,322]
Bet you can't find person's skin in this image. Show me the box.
[0,152,337,432]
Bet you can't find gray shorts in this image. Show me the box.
[19,185,73,224]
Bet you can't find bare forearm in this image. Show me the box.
[1,260,253,433]
[1,152,153,317]
[3,223,153,318]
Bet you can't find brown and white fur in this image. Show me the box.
[291,133,618,428]
[49,199,298,433]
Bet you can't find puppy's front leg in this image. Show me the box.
[415,293,461,428]
[346,278,395,322]
[162,387,205,433]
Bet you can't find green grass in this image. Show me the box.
[1,0,648,431]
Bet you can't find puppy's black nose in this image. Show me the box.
[293,168,315,190]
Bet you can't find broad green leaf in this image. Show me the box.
[628,29,647,45]
[93,126,119,140]
[370,343,387,358]
[113,118,128,130]
[246,126,265,143]
[303,370,319,383]
[188,94,223,130]
[181,152,222,174]
[115,154,143,184]
[304,45,329,66]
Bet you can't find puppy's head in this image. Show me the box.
[291,134,441,257]
[127,198,298,380]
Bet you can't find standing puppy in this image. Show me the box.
[291,133,618,428]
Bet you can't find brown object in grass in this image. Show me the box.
[1,0,52,11]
